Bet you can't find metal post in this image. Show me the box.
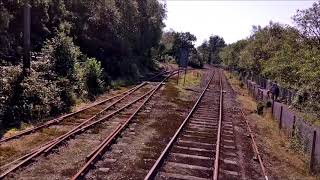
[310,130,317,173]
[23,3,31,74]
[291,116,296,137]
[279,106,283,129]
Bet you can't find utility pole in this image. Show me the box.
[23,3,31,75]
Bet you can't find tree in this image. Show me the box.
[197,40,210,65]
[219,39,248,69]
[208,35,226,64]
[196,35,225,64]
[293,0,320,45]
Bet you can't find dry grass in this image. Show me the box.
[224,71,319,180]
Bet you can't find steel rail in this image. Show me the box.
[0,83,149,179]
[0,84,151,179]
[0,69,168,144]
[0,82,146,144]
[144,70,215,180]
[0,71,180,179]
[72,75,169,180]
[147,70,170,81]
[240,109,268,180]
[213,70,223,180]
[0,82,147,169]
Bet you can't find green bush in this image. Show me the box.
[257,101,264,115]
[83,58,105,99]
[239,82,244,88]
[0,34,107,128]
[266,101,272,108]
[42,32,80,79]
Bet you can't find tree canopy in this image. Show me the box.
[0,0,166,128]
[197,35,226,64]
[219,1,320,117]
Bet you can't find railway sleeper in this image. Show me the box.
[161,161,212,179]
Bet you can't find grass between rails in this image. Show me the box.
[224,71,319,180]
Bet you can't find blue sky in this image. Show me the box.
[162,0,316,46]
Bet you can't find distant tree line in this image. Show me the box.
[219,1,320,117]
[0,0,165,128]
[158,30,226,68]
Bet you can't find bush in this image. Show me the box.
[257,101,264,115]
[83,58,105,99]
[42,32,80,79]
[239,82,244,88]
[266,101,272,108]
[0,33,107,128]
[0,66,22,127]
[0,66,64,127]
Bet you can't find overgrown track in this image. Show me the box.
[0,71,168,144]
[145,69,263,180]
[71,71,177,180]
[0,70,179,179]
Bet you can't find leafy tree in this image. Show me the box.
[196,35,225,64]
[220,13,320,117]
[293,0,320,45]
[171,32,197,63]
[219,39,248,69]
[208,35,226,64]
[197,40,210,65]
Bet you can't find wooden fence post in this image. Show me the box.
[291,116,296,137]
[279,106,283,129]
[310,130,317,173]
[272,100,274,115]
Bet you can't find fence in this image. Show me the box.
[234,71,320,174]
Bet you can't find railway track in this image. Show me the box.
[0,70,170,167]
[0,70,170,145]
[144,69,247,180]
[0,70,179,179]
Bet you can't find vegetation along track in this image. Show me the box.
[0,70,170,165]
[0,70,177,179]
[0,70,170,144]
[145,68,267,180]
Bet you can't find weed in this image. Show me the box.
[256,101,264,115]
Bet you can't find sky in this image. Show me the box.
[162,0,316,46]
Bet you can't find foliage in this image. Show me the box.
[197,35,226,64]
[0,0,165,77]
[159,30,203,67]
[219,2,320,118]
[293,0,320,46]
[0,0,166,128]
[257,101,264,115]
[0,33,106,128]
[83,58,105,98]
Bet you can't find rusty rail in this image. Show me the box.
[240,109,269,180]
[0,82,145,144]
[0,70,179,179]
[144,70,215,180]
[0,82,147,169]
[71,73,170,179]
[0,83,149,179]
[213,71,223,180]
[0,70,168,144]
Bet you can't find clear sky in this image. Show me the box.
[162,0,316,46]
